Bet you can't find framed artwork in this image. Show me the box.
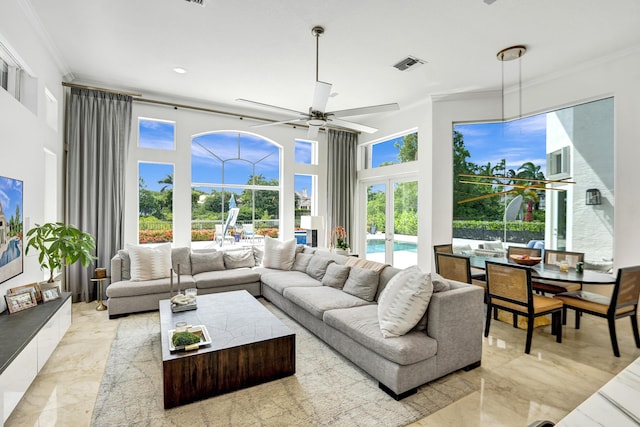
[5,292,36,314]
[42,287,61,303]
[0,175,24,284]
[10,282,42,303]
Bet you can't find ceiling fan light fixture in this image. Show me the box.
[307,118,326,127]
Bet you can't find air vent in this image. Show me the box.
[184,0,207,6]
[393,56,426,72]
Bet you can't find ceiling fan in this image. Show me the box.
[237,26,399,139]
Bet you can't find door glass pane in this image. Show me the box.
[392,180,418,268]
[365,183,386,263]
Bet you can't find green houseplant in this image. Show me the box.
[25,222,97,283]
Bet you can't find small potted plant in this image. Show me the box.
[333,226,350,255]
[25,222,97,284]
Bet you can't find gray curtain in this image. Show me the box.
[327,129,357,248]
[65,88,132,302]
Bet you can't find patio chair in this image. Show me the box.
[554,265,640,357]
[484,261,563,354]
[242,224,263,243]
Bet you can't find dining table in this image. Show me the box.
[468,255,617,285]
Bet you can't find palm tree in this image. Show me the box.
[513,162,546,221]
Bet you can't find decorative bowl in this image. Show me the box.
[509,255,542,266]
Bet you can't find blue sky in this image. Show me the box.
[454,113,547,172]
[0,176,23,221]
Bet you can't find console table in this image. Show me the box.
[0,292,72,423]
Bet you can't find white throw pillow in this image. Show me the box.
[377,265,433,338]
[262,236,297,270]
[126,243,172,281]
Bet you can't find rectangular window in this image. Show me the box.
[364,132,418,169]
[295,140,316,165]
[294,174,316,243]
[139,118,176,150]
[138,162,173,244]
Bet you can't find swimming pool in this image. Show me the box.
[366,239,417,254]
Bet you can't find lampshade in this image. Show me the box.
[300,215,323,230]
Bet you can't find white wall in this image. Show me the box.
[0,0,65,310]
[127,101,327,248]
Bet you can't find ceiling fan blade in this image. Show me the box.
[236,98,307,116]
[311,81,332,113]
[307,125,320,139]
[328,118,378,134]
[329,102,399,118]
[251,118,306,129]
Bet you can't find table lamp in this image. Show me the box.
[300,215,323,247]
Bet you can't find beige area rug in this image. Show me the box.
[91,300,476,427]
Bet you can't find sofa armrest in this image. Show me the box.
[111,254,122,283]
[426,280,484,374]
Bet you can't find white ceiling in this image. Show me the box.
[27,0,640,122]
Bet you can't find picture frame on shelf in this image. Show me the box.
[5,292,37,314]
[10,282,42,303]
[42,287,61,303]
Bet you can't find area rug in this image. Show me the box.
[91,300,476,427]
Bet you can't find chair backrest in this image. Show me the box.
[434,244,453,254]
[435,252,471,283]
[612,265,640,312]
[507,246,542,258]
[244,223,254,235]
[486,261,532,310]
[544,249,584,268]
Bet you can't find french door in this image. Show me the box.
[363,177,418,268]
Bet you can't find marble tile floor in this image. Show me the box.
[6,301,640,427]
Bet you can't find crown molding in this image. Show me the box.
[18,0,74,79]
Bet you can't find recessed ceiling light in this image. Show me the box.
[173,67,187,74]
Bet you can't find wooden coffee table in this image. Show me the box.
[159,290,295,408]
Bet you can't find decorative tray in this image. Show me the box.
[168,325,212,352]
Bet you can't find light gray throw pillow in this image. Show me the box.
[292,253,314,272]
[171,247,191,275]
[223,249,255,269]
[431,272,452,292]
[378,265,433,338]
[322,263,351,289]
[191,251,225,275]
[342,267,379,302]
[263,236,297,270]
[306,256,335,281]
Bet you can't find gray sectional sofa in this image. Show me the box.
[107,243,484,399]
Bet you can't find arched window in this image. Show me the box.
[191,132,281,246]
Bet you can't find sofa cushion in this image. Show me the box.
[263,236,297,270]
[342,267,379,302]
[292,253,314,272]
[118,249,131,280]
[322,263,351,289]
[323,305,437,365]
[283,286,372,319]
[306,256,335,281]
[223,249,255,269]
[377,265,433,338]
[260,270,322,295]
[106,275,196,298]
[127,243,172,281]
[194,268,261,289]
[191,251,225,275]
[344,257,387,273]
[171,247,192,276]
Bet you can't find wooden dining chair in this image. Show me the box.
[433,244,453,271]
[484,261,563,354]
[507,246,542,258]
[435,252,486,291]
[554,265,640,357]
[533,250,585,294]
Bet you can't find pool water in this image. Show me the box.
[366,239,417,254]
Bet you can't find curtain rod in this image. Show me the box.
[61,81,313,130]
